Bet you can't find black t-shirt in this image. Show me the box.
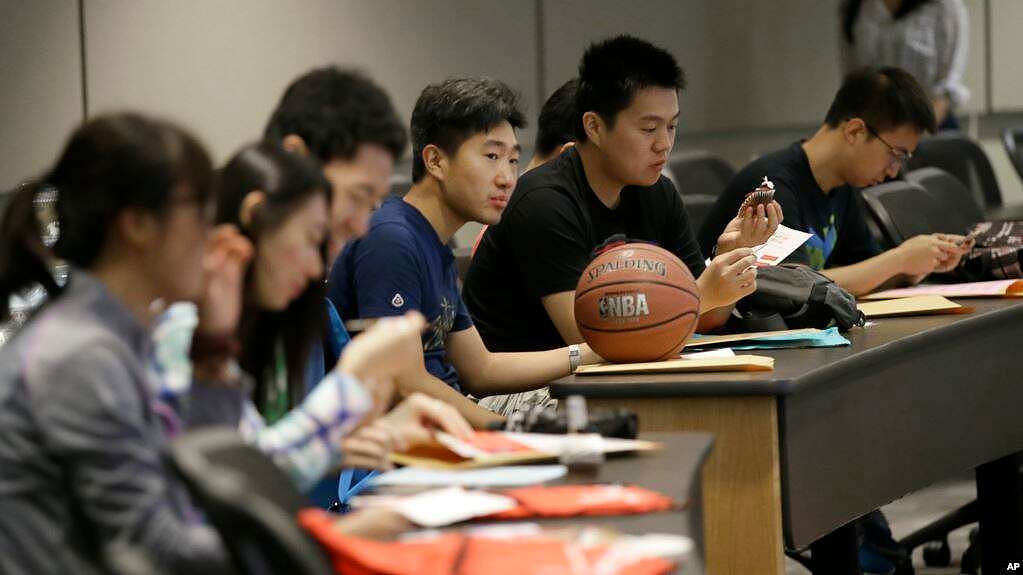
[697,142,880,271]
[463,147,707,352]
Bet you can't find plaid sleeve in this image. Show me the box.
[242,370,372,492]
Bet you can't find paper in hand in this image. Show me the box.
[752,224,812,266]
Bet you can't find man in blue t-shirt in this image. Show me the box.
[698,67,973,296]
[328,77,602,400]
[330,196,473,390]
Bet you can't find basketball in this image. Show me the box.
[574,243,701,363]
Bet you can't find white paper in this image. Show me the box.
[431,431,651,460]
[373,465,568,488]
[752,224,812,266]
[611,534,694,561]
[391,486,517,527]
[680,348,736,359]
[508,432,647,456]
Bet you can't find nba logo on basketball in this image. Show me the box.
[598,291,650,320]
[575,242,700,362]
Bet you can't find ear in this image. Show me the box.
[114,207,161,251]
[239,190,267,229]
[582,111,604,146]
[558,141,576,155]
[281,134,309,156]
[422,144,449,182]
[842,118,868,145]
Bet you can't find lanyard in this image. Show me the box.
[262,340,289,424]
[338,468,380,506]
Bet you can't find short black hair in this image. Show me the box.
[264,66,407,163]
[410,77,526,182]
[535,78,579,157]
[824,66,937,134]
[575,35,685,141]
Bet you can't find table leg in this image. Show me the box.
[976,452,1023,575]
[590,396,784,575]
[809,522,860,575]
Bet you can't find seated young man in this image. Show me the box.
[265,67,503,431]
[697,66,971,297]
[471,77,580,256]
[327,77,602,403]
[464,35,780,353]
[527,77,580,171]
[264,66,407,265]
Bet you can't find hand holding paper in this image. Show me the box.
[751,224,813,267]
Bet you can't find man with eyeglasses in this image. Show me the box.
[698,66,972,296]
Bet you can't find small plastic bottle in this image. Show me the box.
[560,395,605,474]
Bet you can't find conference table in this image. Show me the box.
[549,297,1023,575]
[542,432,714,574]
[383,432,713,574]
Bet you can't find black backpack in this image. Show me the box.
[728,264,865,332]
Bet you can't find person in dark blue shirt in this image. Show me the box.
[698,67,972,296]
[330,196,473,391]
[263,66,496,504]
[329,77,603,402]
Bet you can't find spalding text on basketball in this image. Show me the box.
[586,258,666,283]
[598,291,650,320]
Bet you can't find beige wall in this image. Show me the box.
[3,0,1022,227]
[83,0,539,166]
[542,0,843,133]
[0,2,84,191]
[990,0,1023,112]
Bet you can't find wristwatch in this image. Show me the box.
[568,344,582,372]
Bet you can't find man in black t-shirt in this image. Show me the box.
[464,36,781,352]
[698,67,972,296]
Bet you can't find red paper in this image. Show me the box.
[298,508,675,575]
[490,484,675,519]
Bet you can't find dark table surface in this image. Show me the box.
[549,297,1023,551]
[467,432,713,574]
[550,297,1023,398]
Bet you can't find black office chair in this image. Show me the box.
[1002,128,1023,185]
[905,132,1003,210]
[667,150,735,197]
[860,175,981,249]
[903,167,985,231]
[860,180,934,246]
[166,427,335,575]
[0,188,11,215]
[682,193,718,236]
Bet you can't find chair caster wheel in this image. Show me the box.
[922,539,951,567]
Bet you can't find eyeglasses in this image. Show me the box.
[864,122,912,170]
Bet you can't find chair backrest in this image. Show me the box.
[0,188,11,215]
[682,194,718,236]
[167,427,335,575]
[860,178,977,247]
[1002,127,1023,185]
[903,167,985,228]
[905,132,1002,209]
[667,150,736,197]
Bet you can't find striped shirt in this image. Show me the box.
[153,302,373,493]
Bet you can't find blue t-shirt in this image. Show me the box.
[327,197,472,392]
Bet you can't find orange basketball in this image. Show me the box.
[575,243,700,363]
